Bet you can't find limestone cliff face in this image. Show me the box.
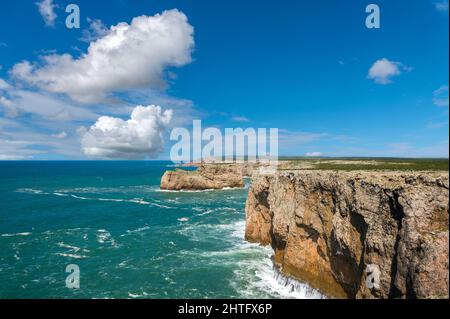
[160,164,245,190]
[245,171,449,299]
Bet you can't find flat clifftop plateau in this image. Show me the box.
[245,170,449,299]
[160,164,247,190]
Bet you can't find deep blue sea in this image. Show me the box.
[0,161,321,299]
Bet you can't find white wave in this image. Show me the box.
[98,197,124,202]
[127,291,149,298]
[49,191,175,208]
[190,206,239,217]
[55,253,89,259]
[15,188,44,194]
[229,221,325,299]
[55,187,117,194]
[71,194,89,200]
[230,220,246,238]
[176,220,246,243]
[181,218,324,299]
[96,230,118,247]
[195,209,214,217]
[270,267,325,299]
[129,198,150,205]
[1,232,32,237]
[53,192,68,197]
[123,226,150,235]
[159,186,245,193]
[236,254,325,299]
[57,242,81,252]
[57,242,90,253]
[145,201,173,209]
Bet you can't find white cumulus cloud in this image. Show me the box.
[81,105,172,159]
[11,9,194,103]
[368,58,411,84]
[36,0,57,27]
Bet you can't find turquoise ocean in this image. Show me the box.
[0,161,322,299]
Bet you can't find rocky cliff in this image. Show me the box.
[161,164,245,190]
[245,170,449,299]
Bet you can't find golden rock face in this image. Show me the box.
[245,170,449,299]
[160,164,245,190]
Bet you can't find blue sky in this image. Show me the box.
[0,0,448,160]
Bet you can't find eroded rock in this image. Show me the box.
[245,171,449,299]
[160,164,245,190]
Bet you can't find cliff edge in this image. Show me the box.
[245,170,449,298]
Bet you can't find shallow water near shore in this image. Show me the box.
[0,161,323,299]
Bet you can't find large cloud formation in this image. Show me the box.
[11,9,194,103]
[81,105,172,159]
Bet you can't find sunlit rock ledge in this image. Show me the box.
[160,164,246,190]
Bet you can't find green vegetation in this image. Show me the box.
[278,157,449,171]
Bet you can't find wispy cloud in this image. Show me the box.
[80,18,109,42]
[279,130,328,147]
[433,85,449,107]
[427,121,448,129]
[232,116,250,122]
[368,58,412,84]
[0,139,39,160]
[384,141,449,158]
[305,152,322,157]
[0,118,82,160]
[36,0,58,27]
[435,1,449,12]
[51,131,67,139]
[0,86,99,121]
[325,141,449,158]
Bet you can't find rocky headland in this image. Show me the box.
[160,164,246,190]
[245,170,449,299]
